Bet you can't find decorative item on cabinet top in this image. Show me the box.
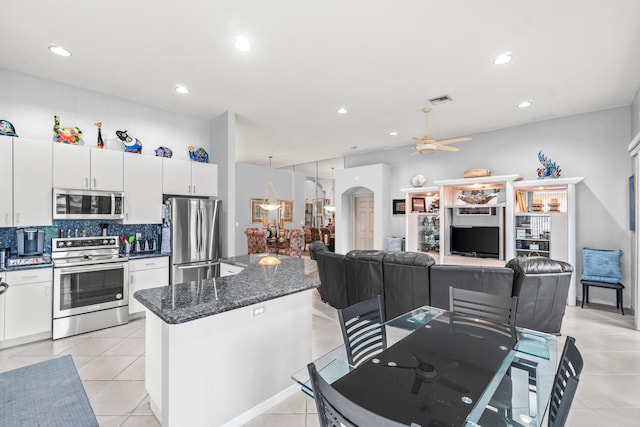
[188,146,209,163]
[410,174,427,187]
[116,130,142,153]
[463,168,490,178]
[53,115,83,144]
[537,151,561,179]
[155,146,173,158]
[95,122,104,149]
[0,119,18,137]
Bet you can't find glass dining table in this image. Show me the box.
[292,306,557,427]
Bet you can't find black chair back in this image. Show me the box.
[338,295,386,367]
[548,336,583,427]
[449,286,518,327]
[308,363,420,427]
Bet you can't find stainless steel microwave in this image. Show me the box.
[53,189,125,220]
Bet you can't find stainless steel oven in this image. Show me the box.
[52,236,128,339]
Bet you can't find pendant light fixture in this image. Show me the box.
[324,167,336,212]
[259,156,281,211]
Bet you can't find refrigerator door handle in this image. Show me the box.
[177,261,220,270]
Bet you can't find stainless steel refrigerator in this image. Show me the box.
[168,197,222,284]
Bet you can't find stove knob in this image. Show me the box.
[102,239,108,245]
[58,241,65,248]
[66,241,72,247]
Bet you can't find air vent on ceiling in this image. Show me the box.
[429,95,453,105]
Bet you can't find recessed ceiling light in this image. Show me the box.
[350,145,358,150]
[48,45,71,57]
[337,107,348,114]
[493,53,512,65]
[175,85,190,95]
[234,37,251,52]
[518,100,533,108]
[389,131,398,136]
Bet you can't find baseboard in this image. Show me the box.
[221,384,299,427]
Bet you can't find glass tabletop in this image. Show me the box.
[292,305,557,427]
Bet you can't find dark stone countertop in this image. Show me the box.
[134,255,320,324]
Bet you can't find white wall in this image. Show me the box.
[234,163,305,255]
[335,164,391,254]
[344,107,632,308]
[0,69,209,158]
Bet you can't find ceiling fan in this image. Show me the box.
[411,107,472,155]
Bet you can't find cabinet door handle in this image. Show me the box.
[188,185,192,194]
[85,177,89,189]
[130,275,134,285]
[193,185,196,194]
[45,285,51,297]
[125,213,129,221]
[93,178,97,189]
[21,275,39,279]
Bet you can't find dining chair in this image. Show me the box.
[449,287,518,418]
[449,286,518,328]
[548,336,583,427]
[307,362,421,427]
[338,295,386,367]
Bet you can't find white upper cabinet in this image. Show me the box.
[162,158,218,197]
[91,148,124,191]
[53,144,123,191]
[162,158,192,195]
[0,136,13,227]
[123,154,163,224]
[13,138,52,226]
[191,162,218,197]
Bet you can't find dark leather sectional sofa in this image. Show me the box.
[310,243,573,334]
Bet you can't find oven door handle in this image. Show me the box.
[57,262,127,274]
[177,261,219,270]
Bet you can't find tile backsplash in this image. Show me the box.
[0,221,162,254]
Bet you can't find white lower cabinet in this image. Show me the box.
[3,268,52,341]
[129,257,169,315]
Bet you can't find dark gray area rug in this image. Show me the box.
[0,355,98,427]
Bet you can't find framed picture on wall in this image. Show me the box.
[411,197,426,213]
[250,198,267,223]
[279,199,294,223]
[392,199,406,215]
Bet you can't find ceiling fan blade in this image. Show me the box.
[436,145,459,152]
[437,137,472,145]
[410,150,421,156]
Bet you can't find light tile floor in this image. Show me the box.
[0,292,638,427]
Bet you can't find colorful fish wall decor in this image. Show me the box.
[116,130,142,153]
[53,115,83,144]
[188,146,209,163]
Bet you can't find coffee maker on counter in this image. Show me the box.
[7,228,47,267]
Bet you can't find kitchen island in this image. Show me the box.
[134,254,320,426]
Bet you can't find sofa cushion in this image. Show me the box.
[345,250,386,305]
[581,248,623,284]
[429,265,514,310]
[315,251,348,309]
[382,251,435,320]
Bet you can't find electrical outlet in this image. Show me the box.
[252,305,266,317]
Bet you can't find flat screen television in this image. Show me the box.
[450,226,500,258]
